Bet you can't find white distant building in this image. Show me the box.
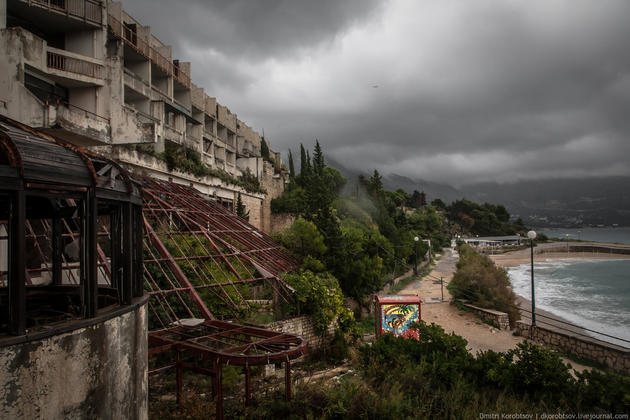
[461,235,523,247]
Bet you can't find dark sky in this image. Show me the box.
[122,0,630,186]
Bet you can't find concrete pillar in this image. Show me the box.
[0,0,6,30]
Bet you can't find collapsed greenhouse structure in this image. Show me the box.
[0,116,306,419]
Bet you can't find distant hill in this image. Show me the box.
[463,177,630,227]
[325,156,630,227]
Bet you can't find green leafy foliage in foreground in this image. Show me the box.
[449,244,521,327]
[244,323,630,419]
[282,270,356,336]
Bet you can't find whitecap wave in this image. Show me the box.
[507,259,630,347]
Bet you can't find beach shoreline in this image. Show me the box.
[490,243,630,349]
[488,242,630,268]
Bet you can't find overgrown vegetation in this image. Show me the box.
[241,323,630,419]
[449,244,520,326]
[123,142,265,194]
[282,269,356,336]
[447,199,526,236]
[272,142,451,307]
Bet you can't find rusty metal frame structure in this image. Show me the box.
[0,115,144,339]
[141,178,305,418]
[0,116,306,418]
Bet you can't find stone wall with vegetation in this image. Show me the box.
[270,213,296,234]
[462,303,510,330]
[516,321,630,374]
[266,315,337,354]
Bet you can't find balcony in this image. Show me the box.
[41,101,111,145]
[163,125,184,145]
[46,46,105,86]
[108,13,191,88]
[124,69,151,98]
[14,0,103,26]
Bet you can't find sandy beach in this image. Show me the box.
[395,243,630,368]
[488,241,630,268]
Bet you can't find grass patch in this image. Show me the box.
[359,315,375,335]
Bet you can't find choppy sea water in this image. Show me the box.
[508,259,630,348]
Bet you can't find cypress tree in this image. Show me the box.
[288,149,295,179]
[236,193,249,221]
[261,137,270,160]
[313,140,324,175]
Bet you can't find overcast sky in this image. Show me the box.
[123,0,630,186]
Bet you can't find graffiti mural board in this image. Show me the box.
[374,295,421,340]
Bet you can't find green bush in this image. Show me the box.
[283,270,356,336]
[449,244,520,326]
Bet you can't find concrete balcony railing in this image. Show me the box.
[163,125,184,145]
[46,46,105,82]
[203,130,216,141]
[123,70,151,98]
[24,0,103,26]
[41,101,111,145]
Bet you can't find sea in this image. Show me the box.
[507,227,630,348]
[537,226,630,245]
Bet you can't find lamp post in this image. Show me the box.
[527,230,537,326]
[413,236,419,275]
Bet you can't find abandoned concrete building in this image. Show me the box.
[0,0,289,233]
[0,1,308,419]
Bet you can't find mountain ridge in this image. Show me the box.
[325,156,630,227]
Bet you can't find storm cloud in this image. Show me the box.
[123,0,630,186]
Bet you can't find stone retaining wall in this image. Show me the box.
[461,303,510,330]
[266,315,337,354]
[270,213,296,234]
[516,321,630,374]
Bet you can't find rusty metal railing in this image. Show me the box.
[108,13,191,89]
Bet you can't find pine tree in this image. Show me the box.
[236,193,249,221]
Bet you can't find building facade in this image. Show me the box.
[0,0,287,231]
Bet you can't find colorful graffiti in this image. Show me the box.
[380,303,420,339]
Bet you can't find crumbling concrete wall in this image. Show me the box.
[0,303,148,420]
[238,191,264,230]
[260,161,288,233]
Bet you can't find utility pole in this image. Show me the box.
[440,276,444,302]
[528,230,537,326]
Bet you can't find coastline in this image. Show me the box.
[490,242,630,349]
[488,241,630,268]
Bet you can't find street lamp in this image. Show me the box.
[527,230,537,326]
[413,236,419,275]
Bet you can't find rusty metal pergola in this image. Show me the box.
[140,180,305,418]
[0,117,307,419]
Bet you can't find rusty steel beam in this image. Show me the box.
[144,219,214,320]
